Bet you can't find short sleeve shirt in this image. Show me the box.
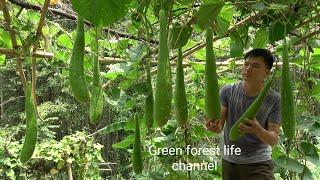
[220,81,281,164]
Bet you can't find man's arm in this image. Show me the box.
[239,119,280,146]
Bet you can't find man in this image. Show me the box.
[206,49,280,180]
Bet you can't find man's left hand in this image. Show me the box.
[239,118,262,135]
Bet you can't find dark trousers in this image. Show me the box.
[222,159,275,180]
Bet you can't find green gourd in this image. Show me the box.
[205,27,220,120]
[132,115,143,174]
[175,47,188,127]
[281,43,296,140]
[229,74,276,141]
[154,9,172,127]
[89,30,104,124]
[20,81,37,163]
[145,59,154,129]
[69,17,90,103]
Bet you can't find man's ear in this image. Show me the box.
[266,69,271,75]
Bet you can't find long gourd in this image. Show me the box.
[145,59,154,129]
[229,74,275,141]
[20,81,37,163]
[89,30,104,124]
[175,47,188,127]
[132,115,143,174]
[205,27,220,120]
[69,17,90,103]
[281,43,295,140]
[154,9,172,127]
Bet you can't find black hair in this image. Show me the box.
[244,48,274,70]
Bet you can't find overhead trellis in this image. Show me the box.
[0,0,318,63]
[0,0,320,84]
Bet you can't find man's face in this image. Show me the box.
[241,56,270,83]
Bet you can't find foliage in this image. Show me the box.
[0,130,103,179]
[1,0,320,179]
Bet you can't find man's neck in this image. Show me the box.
[242,81,264,97]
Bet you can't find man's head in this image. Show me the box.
[241,49,274,83]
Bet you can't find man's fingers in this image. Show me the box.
[239,123,249,132]
[212,120,220,126]
[246,120,254,125]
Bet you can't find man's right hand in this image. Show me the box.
[205,119,223,133]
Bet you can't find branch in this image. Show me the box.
[33,0,50,47]
[99,57,127,65]
[294,26,320,45]
[67,162,73,180]
[7,0,159,44]
[294,13,320,29]
[0,47,54,58]
[31,0,51,105]
[0,0,27,90]
[0,96,24,108]
[174,11,263,60]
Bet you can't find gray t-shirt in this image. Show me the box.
[220,81,280,164]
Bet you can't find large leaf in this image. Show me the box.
[253,27,268,48]
[97,121,128,135]
[300,165,314,180]
[214,4,234,36]
[197,0,225,30]
[191,125,215,140]
[70,0,131,27]
[57,34,73,49]
[169,23,193,49]
[310,121,320,134]
[274,155,304,173]
[0,29,12,48]
[230,33,244,57]
[272,145,284,159]
[300,141,319,164]
[112,134,134,149]
[269,21,286,43]
[0,55,5,65]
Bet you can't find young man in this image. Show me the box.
[206,49,280,180]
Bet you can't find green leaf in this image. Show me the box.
[191,125,215,139]
[230,33,244,57]
[190,62,205,72]
[252,2,266,10]
[0,55,5,65]
[214,4,234,36]
[300,141,319,164]
[309,39,320,48]
[112,135,134,149]
[310,122,320,134]
[197,0,225,30]
[125,116,147,134]
[269,21,286,43]
[57,34,73,49]
[70,0,131,27]
[54,51,69,62]
[297,115,318,129]
[274,155,304,173]
[300,165,314,180]
[108,87,121,101]
[104,63,129,80]
[253,27,268,48]
[0,29,12,48]
[169,23,193,49]
[272,145,284,159]
[97,121,128,135]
